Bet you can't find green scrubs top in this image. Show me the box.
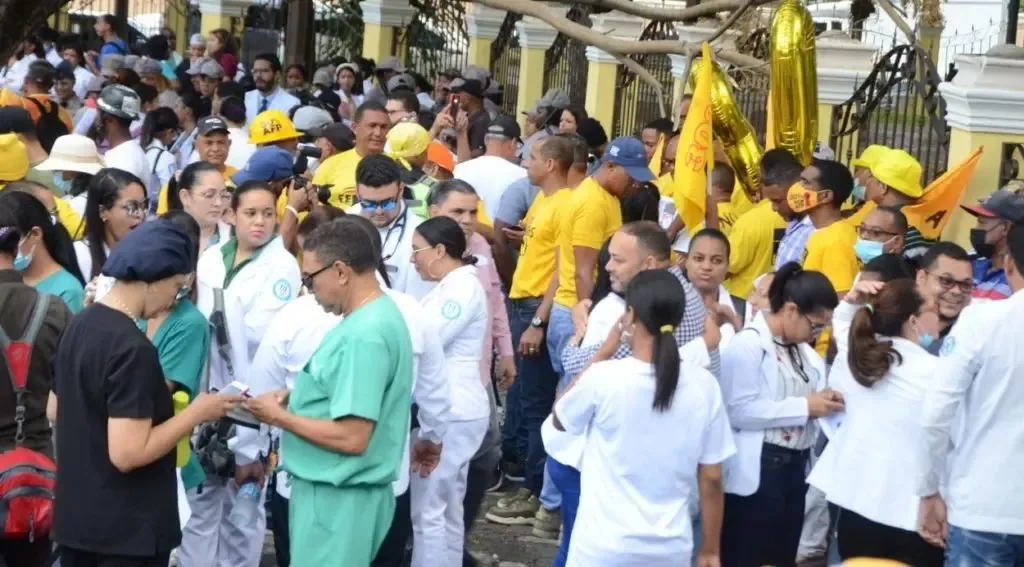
[283,294,414,566]
[36,268,85,313]
[151,299,211,491]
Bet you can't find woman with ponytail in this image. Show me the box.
[807,278,943,565]
[719,261,842,567]
[551,270,734,566]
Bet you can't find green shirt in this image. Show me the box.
[282,295,414,487]
[35,268,85,313]
[220,238,266,289]
[152,299,211,490]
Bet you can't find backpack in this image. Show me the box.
[0,294,56,542]
[101,40,128,56]
[25,98,69,154]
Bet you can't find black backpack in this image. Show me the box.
[24,99,69,154]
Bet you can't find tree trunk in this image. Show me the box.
[0,0,71,63]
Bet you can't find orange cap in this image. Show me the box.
[427,140,455,174]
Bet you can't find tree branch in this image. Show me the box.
[705,0,759,45]
[473,0,768,71]
[874,0,917,43]
[572,0,776,22]
[614,53,668,118]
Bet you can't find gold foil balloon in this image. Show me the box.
[770,0,818,166]
[688,57,763,200]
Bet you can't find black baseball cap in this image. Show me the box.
[197,116,230,136]
[486,115,520,140]
[0,107,34,134]
[450,78,484,99]
[309,122,355,153]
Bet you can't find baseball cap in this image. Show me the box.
[292,106,334,133]
[386,73,416,93]
[197,116,229,136]
[450,78,484,99]
[427,140,455,173]
[199,59,224,79]
[86,76,106,94]
[852,144,888,169]
[135,57,163,77]
[385,122,431,163]
[124,55,140,70]
[309,122,354,153]
[378,56,405,73]
[249,110,301,145]
[312,66,334,88]
[189,33,206,47]
[601,137,655,183]
[101,54,125,78]
[232,146,294,185]
[486,115,520,140]
[187,56,213,76]
[0,107,35,135]
[0,134,29,182]
[870,149,922,198]
[961,189,1024,223]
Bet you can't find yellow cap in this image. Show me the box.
[852,144,888,170]
[843,559,909,567]
[870,149,922,198]
[385,122,430,168]
[0,133,29,182]
[249,110,301,145]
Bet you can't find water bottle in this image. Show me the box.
[228,481,262,528]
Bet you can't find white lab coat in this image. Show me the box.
[719,312,825,496]
[347,202,435,299]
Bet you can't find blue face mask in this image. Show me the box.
[52,173,72,196]
[919,332,935,349]
[13,240,35,272]
[851,180,866,203]
[854,238,884,263]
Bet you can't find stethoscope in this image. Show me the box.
[381,204,409,264]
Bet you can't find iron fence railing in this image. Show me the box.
[401,0,468,84]
[542,4,589,107]
[490,11,521,115]
[732,71,770,148]
[610,21,675,137]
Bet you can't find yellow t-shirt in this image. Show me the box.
[801,220,859,295]
[724,199,785,298]
[654,173,673,197]
[842,199,875,230]
[554,178,623,308]
[716,201,737,237]
[314,149,364,209]
[510,188,571,300]
[155,166,237,215]
[54,197,85,240]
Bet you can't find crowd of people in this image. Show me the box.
[0,17,1021,567]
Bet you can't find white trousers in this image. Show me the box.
[410,418,488,567]
[177,476,267,567]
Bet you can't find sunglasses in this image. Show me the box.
[360,197,399,212]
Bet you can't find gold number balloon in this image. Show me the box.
[770,0,818,166]
[688,57,763,200]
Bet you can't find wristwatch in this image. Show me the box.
[530,316,547,328]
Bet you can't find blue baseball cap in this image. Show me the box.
[600,137,655,183]
[232,147,294,185]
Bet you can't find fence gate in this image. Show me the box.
[543,3,590,107]
[830,44,950,185]
[731,27,771,146]
[490,11,522,115]
[400,0,468,81]
[313,0,364,64]
[611,21,675,137]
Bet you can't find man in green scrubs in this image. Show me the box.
[246,215,414,565]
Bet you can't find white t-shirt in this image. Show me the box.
[226,127,257,171]
[73,240,110,281]
[453,155,527,220]
[104,140,152,195]
[144,140,177,201]
[557,357,735,566]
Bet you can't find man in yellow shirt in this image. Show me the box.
[486,135,575,525]
[548,136,654,379]
[711,161,737,236]
[156,116,237,214]
[795,159,859,294]
[312,101,388,209]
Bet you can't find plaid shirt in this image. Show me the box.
[560,265,720,380]
[775,216,814,269]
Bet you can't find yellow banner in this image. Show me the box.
[673,42,715,237]
[903,146,984,240]
[649,134,665,177]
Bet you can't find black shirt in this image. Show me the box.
[0,271,70,458]
[52,304,180,556]
[467,109,491,154]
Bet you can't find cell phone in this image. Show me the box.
[219,381,251,398]
[449,94,460,118]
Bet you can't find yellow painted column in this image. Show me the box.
[362,24,395,65]
[585,48,619,134]
[360,0,415,63]
[465,4,505,70]
[515,16,559,129]
[165,0,190,54]
[468,38,493,69]
[201,13,233,35]
[938,50,1024,246]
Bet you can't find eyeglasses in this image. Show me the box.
[804,315,826,336]
[360,197,399,212]
[119,200,149,218]
[926,271,973,294]
[301,264,333,290]
[411,245,432,256]
[856,225,899,240]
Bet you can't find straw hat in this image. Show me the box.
[35,134,105,175]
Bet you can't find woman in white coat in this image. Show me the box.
[808,278,944,565]
[409,216,490,567]
[718,262,844,567]
[165,161,232,253]
[179,180,300,567]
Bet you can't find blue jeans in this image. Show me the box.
[548,457,581,567]
[946,525,1024,566]
[546,304,575,381]
[499,368,523,464]
[506,297,561,495]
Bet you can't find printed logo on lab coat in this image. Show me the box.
[440,300,462,320]
[272,279,294,301]
[940,336,956,356]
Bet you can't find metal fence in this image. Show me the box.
[610,21,675,137]
[311,0,364,65]
[731,70,770,147]
[401,0,468,82]
[830,44,950,185]
[543,4,590,107]
[54,0,198,53]
[489,11,522,115]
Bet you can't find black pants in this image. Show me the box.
[0,535,50,567]
[268,487,291,567]
[836,507,944,566]
[57,547,170,567]
[721,443,809,567]
[372,489,412,567]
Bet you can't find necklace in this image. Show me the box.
[105,296,140,324]
[345,289,382,316]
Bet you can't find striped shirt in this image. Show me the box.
[972,257,1011,301]
[902,225,934,259]
[775,216,814,269]
[763,341,818,450]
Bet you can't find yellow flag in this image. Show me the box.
[765,90,775,151]
[649,134,665,177]
[903,146,984,240]
[673,42,715,237]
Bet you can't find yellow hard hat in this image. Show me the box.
[0,133,29,182]
[870,148,922,198]
[843,559,908,567]
[249,110,301,145]
[852,144,888,170]
[385,122,430,169]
